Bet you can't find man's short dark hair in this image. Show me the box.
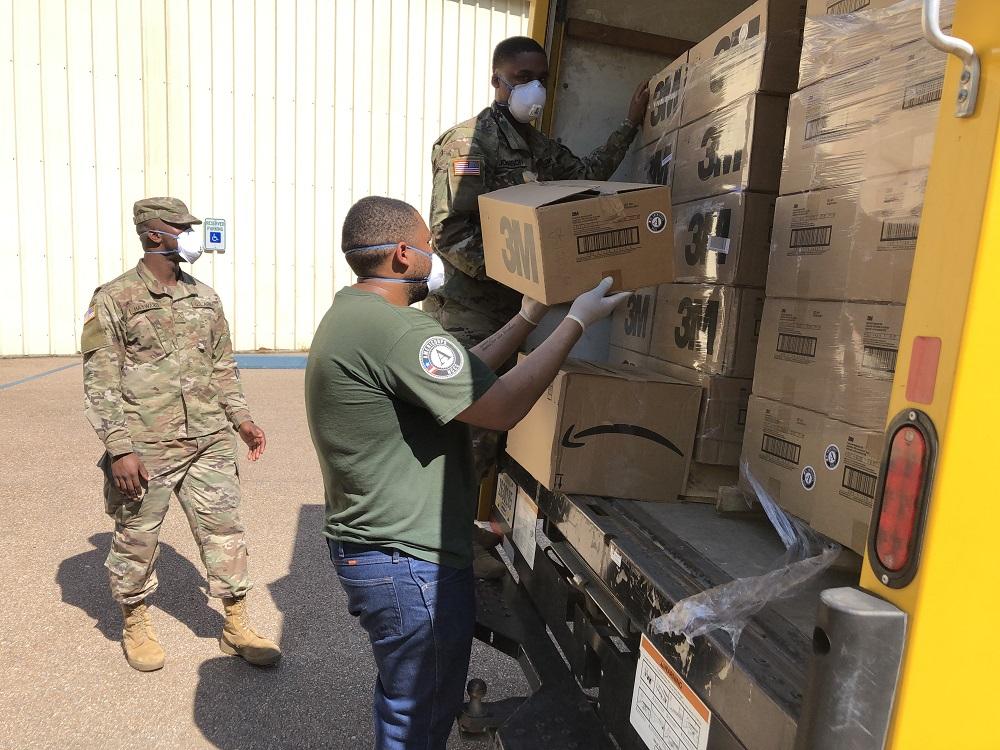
[493,36,545,70]
[341,196,420,276]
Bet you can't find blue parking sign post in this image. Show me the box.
[204,218,226,252]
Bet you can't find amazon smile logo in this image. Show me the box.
[560,424,684,457]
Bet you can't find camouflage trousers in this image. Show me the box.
[424,296,508,481]
[101,429,251,605]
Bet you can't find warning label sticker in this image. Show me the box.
[512,490,539,570]
[495,473,517,531]
[630,634,711,750]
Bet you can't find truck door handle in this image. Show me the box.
[922,0,979,117]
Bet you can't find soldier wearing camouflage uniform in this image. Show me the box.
[426,36,649,577]
[82,197,280,672]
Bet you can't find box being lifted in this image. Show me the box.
[673,93,789,204]
[479,181,675,305]
[768,169,927,303]
[683,0,807,126]
[505,358,702,502]
[672,191,775,287]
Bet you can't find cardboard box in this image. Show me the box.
[683,0,806,126]
[643,358,752,466]
[741,394,883,553]
[799,0,954,90]
[505,358,702,502]
[649,284,765,378]
[642,54,688,147]
[609,286,659,355]
[672,191,775,286]
[631,130,679,187]
[684,462,740,502]
[768,169,927,302]
[753,298,904,428]
[673,93,789,204]
[781,41,945,195]
[607,344,653,370]
[479,181,675,305]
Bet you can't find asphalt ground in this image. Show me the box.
[0,357,527,749]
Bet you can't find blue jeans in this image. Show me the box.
[328,539,475,750]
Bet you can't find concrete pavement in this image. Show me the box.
[0,357,526,749]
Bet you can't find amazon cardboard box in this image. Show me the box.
[741,394,883,553]
[683,0,806,126]
[753,298,904,428]
[649,284,765,378]
[768,169,926,302]
[673,93,789,204]
[642,54,689,148]
[781,40,946,195]
[609,286,659,355]
[672,191,775,286]
[630,131,679,188]
[505,358,701,502]
[800,0,953,88]
[479,181,675,305]
[643,358,752,466]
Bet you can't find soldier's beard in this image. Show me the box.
[406,282,429,306]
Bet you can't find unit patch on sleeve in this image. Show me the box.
[419,336,465,380]
[451,158,482,177]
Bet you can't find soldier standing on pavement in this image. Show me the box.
[81,197,280,672]
[425,35,650,577]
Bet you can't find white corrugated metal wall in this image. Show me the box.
[0,0,529,355]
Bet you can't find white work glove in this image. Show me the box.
[566,278,631,331]
[519,295,549,326]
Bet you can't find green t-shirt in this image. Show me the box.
[304,288,498,568]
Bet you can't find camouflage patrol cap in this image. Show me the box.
[133,197,202,226]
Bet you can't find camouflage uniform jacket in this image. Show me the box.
[429,103,638,326]
[82,260,251,456]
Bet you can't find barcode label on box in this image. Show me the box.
[903,76,945,110]
[826,0,872,13]
[843,465,878,500]
[880,221,919,242]
[762,433,801,464]
[863,345,898,373]
[790,225,833,248]
[577,226,640,256]
[804,116,829,141]
[777,333,818,358]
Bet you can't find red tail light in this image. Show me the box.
[869,410,937,588]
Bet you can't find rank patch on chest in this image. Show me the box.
[419,337,464,380]
[451,158,482,177]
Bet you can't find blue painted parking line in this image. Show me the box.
[0,361,80,390]
[235,354,308,370]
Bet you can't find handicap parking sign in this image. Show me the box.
[204,218,226,252]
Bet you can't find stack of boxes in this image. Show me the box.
[741,0,950,553]
[613,0,807,500]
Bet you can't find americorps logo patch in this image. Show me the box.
[419,336,464,379]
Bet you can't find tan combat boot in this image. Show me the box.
[219,596,281,666]
[120,601,165,672]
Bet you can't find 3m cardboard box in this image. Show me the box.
[683,0,806,126]
[609,286,658,355]
[768,169,926,302]
[506,358,701,502]
[781,41,945,195]
[673,93,789,204]
[741,394,883,553]
[479,181,675,305]
[630,130,679,187]
[643,358,751,466]
[649,284,765,378]
[753,298,904,428]
[607,344,653,370]
[672,191,775,286]
[800,0,954,88]
[642,54,688,148]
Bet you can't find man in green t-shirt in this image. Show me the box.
[304,196,628,749]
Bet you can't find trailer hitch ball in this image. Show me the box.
[466,678,489,718]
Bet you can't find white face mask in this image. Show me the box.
[145,228,204,264]
[499,77,546,123]
[345,243,445,294]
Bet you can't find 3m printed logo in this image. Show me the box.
[418,337,464,380]
[451,158,482,176]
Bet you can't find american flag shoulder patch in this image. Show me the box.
[83,307,96,324]
[451,157,482,177]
